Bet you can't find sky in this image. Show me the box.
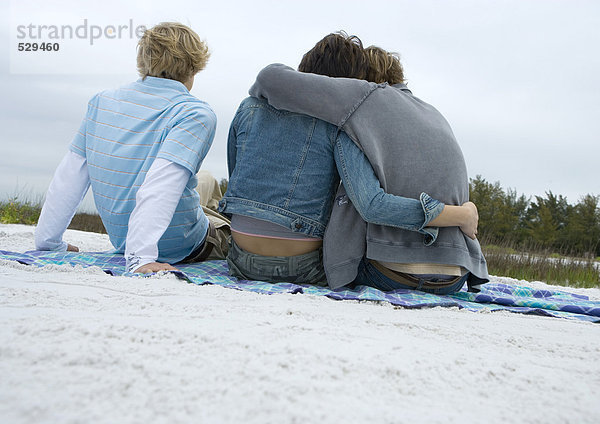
[1,0,599,211]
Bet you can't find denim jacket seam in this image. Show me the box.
[285,119,316,208]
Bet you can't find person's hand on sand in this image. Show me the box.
[459,201,478,240]
[67,244,79,252]
[135,262,178,274]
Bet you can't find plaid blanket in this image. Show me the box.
[2,249,599,323]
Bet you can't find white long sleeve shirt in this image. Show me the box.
[35,151,191,272]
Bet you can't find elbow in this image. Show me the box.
[252,63,287,97]
[34,233,56,251]
[348,190,385,224]
[355,198,380,223]
[360,208,378,224]
[253,66,274,88]
[259,63,282,79]
[34,227,46,250]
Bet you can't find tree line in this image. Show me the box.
[469,175,600,257]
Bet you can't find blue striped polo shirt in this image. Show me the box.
[70,76,216,263]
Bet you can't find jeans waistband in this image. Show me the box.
[227,239,326,285]
[370,260,464,289]
[229,238,322,265]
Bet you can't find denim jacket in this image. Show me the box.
[219,97,443,240]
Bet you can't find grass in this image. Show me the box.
[1,196,106,234]
[2,197,599,288]
[482,243,599,289]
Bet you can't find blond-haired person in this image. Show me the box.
[35,22,227,273]
[365,46,404,85]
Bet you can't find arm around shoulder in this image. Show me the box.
[249,63,376,127]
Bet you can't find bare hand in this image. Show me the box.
[67,244,79,252]
[459,201,479,240]
[134,262,178,274]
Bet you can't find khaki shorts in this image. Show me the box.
[182,171,231,261]
[202,206,231,260]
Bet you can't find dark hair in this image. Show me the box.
[298,31,369,79]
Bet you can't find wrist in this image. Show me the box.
[455,205,468,227]
[126,254,156,274]
[419,192,445,227]
[428,204,464,228]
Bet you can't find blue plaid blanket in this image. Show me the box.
[2,249,599,323]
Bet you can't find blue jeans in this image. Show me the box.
[227,239,327,285]
[354,259,468,295]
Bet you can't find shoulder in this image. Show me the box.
[100,80,141,99]
[87,82,131,107]
[82,90,110,117]
[368,83,429,109]
[86,90,105,106]
[174,96,217,129]
[238,96,272,111]
[241,96,265,107]
[237,96,290,117]
[189,99,217,122]
[256,63,294,79]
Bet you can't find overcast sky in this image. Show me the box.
[1,0,599,211]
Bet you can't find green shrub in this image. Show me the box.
[0,196,41,225]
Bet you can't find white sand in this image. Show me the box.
[1,224,599,424]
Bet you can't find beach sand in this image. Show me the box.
[1,224,599,423]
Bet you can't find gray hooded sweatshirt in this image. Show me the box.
[249,64,489,289]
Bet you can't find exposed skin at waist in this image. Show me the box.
[231,231,322,257]
[230,202,479,259]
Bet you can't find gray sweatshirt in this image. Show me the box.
[249,64,489,289]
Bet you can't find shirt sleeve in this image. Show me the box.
[333,135,443,243]
[125,158,191,273]
[248,63,377,127]
[35,151,90,251]
[69,97,96,158]
[157,103,217,175]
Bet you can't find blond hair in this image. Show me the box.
[137,22,209,84]
[365,46,404,85]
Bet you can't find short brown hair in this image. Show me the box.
[298,31,369,79]
[137,22,210,84]
[365,46,404,85]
